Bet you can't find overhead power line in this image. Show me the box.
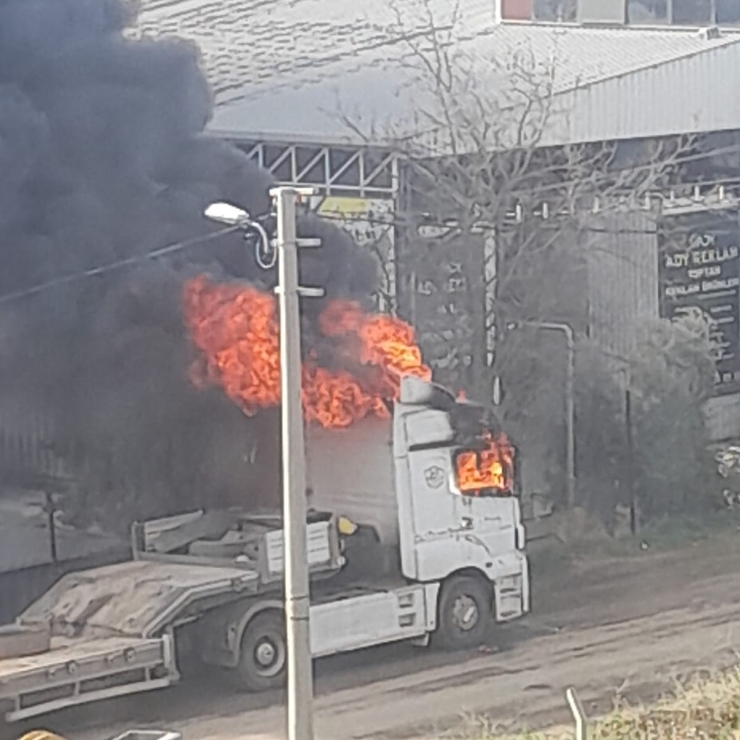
[0,226,239,306]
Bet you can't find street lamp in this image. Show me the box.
[204,202,253,227]
[508,320,576,510]
[205,191,318,740]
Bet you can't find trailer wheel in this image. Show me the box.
[236,612,287,692]
[434,575,491,651]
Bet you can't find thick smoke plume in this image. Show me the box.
[0,0,377,530]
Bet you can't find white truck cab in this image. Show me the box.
[394,377,529,623]
[297,376,529,663]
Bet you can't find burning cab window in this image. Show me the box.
[454,432,515,497]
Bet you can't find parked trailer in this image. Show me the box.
[0,512,343,721]
[0,377,529,721]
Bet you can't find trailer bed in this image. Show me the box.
[0,560,259,721]
[0,636,163,680]
[0,510,344,722]
[0,634,174,721]
[21,560,261,639]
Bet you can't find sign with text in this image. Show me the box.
[312,196,396,314]
[409,230,485,391]
[659,211,740,393]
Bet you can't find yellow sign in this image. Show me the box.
[314,196,396,313]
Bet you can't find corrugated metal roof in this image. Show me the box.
[561,39,740,143]
[132,0,496,103]
[131,0,740,144]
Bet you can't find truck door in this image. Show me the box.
[451,433,520,566]
[453,491,518,563]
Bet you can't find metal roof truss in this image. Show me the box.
[237,141,399,197]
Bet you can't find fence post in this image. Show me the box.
[566,687,587,740]
[44,491,58,563]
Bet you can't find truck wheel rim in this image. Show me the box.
[452,594,479,631]
[254,635,284,675]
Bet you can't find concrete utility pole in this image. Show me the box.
[271,186,317,740]
[205,189,320,740]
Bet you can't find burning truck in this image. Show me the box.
[0,275,528,721]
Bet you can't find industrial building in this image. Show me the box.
[131,0,740,441]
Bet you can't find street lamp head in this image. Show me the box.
[204,202,252,227]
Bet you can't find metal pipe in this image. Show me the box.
[625,386,638,533]
[566,687,587,740]
[516,320,576,509]
[273,186,315,740]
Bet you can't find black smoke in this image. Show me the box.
[0,0,377,531]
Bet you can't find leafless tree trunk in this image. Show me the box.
[340,0,708,511]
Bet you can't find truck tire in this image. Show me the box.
[236,612,287,692]
[434,574,491,651]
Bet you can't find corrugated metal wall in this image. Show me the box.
[586,212,740,441]
[0,391,68,484]
[587,212,658,358]
[705,392,740,440]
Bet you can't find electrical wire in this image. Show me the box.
[0,225,240,306]
[250,219,277,269]
[2,136,735,307]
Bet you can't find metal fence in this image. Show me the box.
[0,391,69,490]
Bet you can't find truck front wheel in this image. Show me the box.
[236,612,287,691]
[434,575,491,651]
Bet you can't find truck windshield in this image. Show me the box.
[454,431,515,497]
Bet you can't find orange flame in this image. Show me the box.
[183,276,431,428]
[456,432,514,494]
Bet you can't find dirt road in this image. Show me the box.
[13,535,740,740]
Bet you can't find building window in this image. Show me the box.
[672,0,713,23]
[626,0,740,25]
[533,0,577,20]
[628,0,668,22]
[717,0,740,24]
[506,0,740,25]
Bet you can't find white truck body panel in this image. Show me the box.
[310,582,439,657]
[263,521,336,578]
[307,419,398,546]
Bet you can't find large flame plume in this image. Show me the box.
[183,275,431,428]
[456,432,515,494]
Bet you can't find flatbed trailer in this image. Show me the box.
[0,510,343,721]
[0,635,173,721]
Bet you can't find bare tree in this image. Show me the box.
[340,0,707,512]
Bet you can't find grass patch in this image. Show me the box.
[454,669,740,740]
[530,508,740,573]
[627,510,740,551]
